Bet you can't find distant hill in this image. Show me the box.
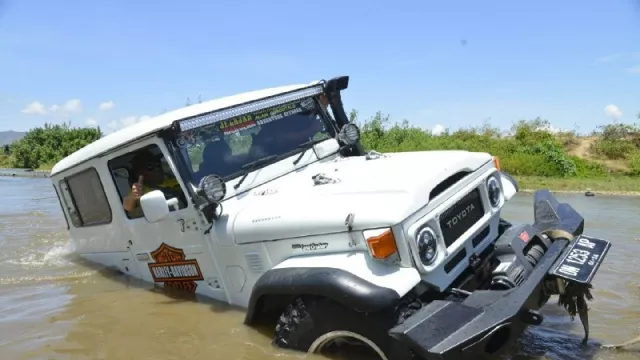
[0,131,26,146]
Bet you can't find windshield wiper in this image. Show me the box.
[233,155,278,190]
[292,139,323,165]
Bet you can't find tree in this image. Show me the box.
[9,122,102,169]
[2,144,9,155]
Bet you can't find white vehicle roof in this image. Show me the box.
[50,81,321,176]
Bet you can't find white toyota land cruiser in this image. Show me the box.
[50,76,612,360]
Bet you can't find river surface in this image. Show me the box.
[1,176,639,360]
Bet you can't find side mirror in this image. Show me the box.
[140,190,173,223]
[314,138,341,159]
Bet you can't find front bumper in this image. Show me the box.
[389,190,608,360]
[390,239,567,359]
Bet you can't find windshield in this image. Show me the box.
[175,96,335,184]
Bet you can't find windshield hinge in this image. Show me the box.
[345,213,358,247]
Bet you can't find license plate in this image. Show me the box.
[550,235,611,284]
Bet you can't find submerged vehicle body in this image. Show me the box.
[50,76,611,359]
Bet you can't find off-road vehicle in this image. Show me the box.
[50,76,612,360]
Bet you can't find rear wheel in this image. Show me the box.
[274,296,414,360]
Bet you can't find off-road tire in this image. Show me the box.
[274,296,414,360]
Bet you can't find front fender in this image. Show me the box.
[499,170,519,201]
[244,252,421,324]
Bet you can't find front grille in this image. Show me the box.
[439,188,485,247]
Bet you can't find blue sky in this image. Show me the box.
[0,0,639,134]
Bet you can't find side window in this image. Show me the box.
[59,168,112,227]
[52,184,70,229]
[108,144,188,220]
[58,180,82,227]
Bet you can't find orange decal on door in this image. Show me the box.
[147,243,204,292]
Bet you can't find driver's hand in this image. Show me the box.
[131,176,144,199]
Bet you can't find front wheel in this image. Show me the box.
[274,296,414,360]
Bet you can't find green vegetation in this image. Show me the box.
[351,110,640,192]
[2,109,639,194]
[515,176,640,193]
[0,122,102,170]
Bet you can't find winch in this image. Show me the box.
[489,224,553,291]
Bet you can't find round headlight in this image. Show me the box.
[198,174,227,203]
[487,176,502,208]
[338,123,361,145]
[416,227,438,265]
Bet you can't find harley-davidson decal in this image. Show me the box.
[147,243,204,293]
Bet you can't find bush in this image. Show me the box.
[571,156,608,177]
[6,122,102,169]
[592,123,640,159]
[628,152,640,176]
[500,153,560,176]
[593,139,636,159]
[354,112,606,178]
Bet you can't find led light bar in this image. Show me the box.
[175,84,325,133]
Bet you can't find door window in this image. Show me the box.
[108,144,188,219]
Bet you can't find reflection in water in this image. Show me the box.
[1,177,640,360]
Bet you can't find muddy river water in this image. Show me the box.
[1,176,639,360]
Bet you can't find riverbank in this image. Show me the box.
[516,175,640,197]
[0,168,50,178]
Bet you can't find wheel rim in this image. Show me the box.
[308,330,389,360]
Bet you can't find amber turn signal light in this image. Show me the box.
[366,229,398,260]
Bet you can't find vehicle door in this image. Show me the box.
[103,137,227,302]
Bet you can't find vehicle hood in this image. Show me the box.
[219,150,493,244]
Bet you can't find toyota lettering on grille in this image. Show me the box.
[445,203,476,229]
[439,189,485,247]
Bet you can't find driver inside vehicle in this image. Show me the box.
[122,150,186,217]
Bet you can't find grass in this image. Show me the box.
[515,175,640,194]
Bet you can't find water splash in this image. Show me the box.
[9,239,75,268]
[4,232,76,267]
